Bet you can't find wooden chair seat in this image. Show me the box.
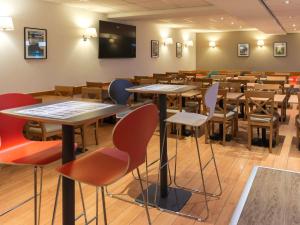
[249,116,277,123]
[213,111,235,119]
[28,123,61,134]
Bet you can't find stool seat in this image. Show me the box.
[57,148,129,187]
[0,140,62,166]
[165,112,207,127]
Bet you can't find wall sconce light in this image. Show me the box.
[209,41,216,48]
[184,40,194,48]
[163,37,173,46]
[257,39,264,47]
[83,27,97,41]
[0,16,14,31]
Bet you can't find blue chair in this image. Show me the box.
[108,79,134,105]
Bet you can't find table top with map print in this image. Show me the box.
[0,100,126,126]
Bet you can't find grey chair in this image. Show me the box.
[156,83,222,221]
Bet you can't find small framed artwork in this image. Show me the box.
[238,43,250,57]
[273,42,287,57]
[176,42,182,58]
[24,27,47,59]
[151,40,159,58]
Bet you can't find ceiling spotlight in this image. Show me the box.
[239,25,243,29]
[289,16,292,19]
[293,24,296,27]
[231,22,234,25]
[285,0,290,4]
[220,17,224,20]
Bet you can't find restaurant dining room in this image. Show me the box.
[1,0,300,225]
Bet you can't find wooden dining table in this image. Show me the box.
[0,100,126,225]
[126,84,197,214]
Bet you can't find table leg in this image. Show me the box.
[62,125,75,225]
[159,94,168,197]
[136,94,191,213]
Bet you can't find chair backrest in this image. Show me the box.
[245,91,275,121]
[238,76,257,82]
[204,83,219,120]
[55,85,74,97]
[86,81,103,88]
[112,104,158,172]
[266,75,287,83]
[0,93,37,149]
[139,78,156,85]
[253,83,281,93]
[195,78,213,87]
[108,79,134,105]
[220,82,241,92]
[211,75,227,81]
[81,87,102,100]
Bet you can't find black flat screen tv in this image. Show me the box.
[99,21,136,59]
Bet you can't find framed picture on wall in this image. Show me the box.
[238,43,250,57]
[176,42,183,58]
[24,27,47,59]
[273,42,287,57]
[151,40,159,58]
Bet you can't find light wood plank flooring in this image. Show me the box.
[1,104,300,225]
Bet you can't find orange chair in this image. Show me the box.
[52,104,159,225]
[0,93,63,225]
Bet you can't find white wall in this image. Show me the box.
[0,0,196,94]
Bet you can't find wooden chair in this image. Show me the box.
[266,76,287,83]
[261,80,285,94]
[26,98,62,141]
[245,91,279,153]
[29,85,74,141]
[202,88,236,145]
[54,85,74,97]
[195,78,213,87]
[81,87,102,100]
[76,87,102,151]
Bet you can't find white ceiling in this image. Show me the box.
[42,0,300,34]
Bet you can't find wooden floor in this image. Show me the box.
[1,104,300,225]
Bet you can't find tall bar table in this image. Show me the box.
[1,100,126,225]
[127,84,197,213]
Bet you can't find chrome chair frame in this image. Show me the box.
[0,166,43,225]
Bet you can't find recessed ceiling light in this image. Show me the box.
[239,25,243,29]
[293,23,296,27]
[220,17,224,20]
[289,16,293,19]
[231,21,234,25]
[285,0,290,4]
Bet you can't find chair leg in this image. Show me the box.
[248,125,252,150]
[51,176,61,225]
[269,126,273,153]
[136,168,151,225]
[209,141,222,196]
[222,122,226,145]
[37,167,43,225]
[95,122,99,145]
[33,166,43,225]
[78,182,88,224]
[98,187,102,225]
[194,132,209,221]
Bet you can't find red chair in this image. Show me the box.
[53,103,159,225]
[0,93,63,225]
